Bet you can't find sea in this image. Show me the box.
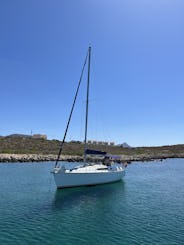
[0,158,184,245]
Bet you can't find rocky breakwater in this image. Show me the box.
[1,152,184,163]
[0,154,83,163]
[0,154,129,163]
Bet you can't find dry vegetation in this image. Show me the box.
[0,136,184,160]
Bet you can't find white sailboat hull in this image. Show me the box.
[53,167,125,188]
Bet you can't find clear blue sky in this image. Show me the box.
[0,0,184,146]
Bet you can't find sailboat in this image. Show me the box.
[52,47,125,188]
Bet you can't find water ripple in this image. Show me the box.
[0,160,184,244]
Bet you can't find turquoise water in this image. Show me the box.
[0,159,184,244]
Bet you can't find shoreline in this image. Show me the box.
[0,153,184,163]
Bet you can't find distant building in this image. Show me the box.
[32,134,47,140]
[92,140,97,144]
[87,140,114,146]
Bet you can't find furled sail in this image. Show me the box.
[85,149,107,156]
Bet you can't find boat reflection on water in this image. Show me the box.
[52,180,126,211]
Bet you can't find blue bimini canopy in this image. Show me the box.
[85,149,107,156]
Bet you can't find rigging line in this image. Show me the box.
[55,49,89,168]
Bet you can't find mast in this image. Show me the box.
[84,47,91,162]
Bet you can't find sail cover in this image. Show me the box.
[85,149,107,155]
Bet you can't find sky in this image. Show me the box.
[0,0,184,146]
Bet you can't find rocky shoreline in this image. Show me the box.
[0,153,184,163]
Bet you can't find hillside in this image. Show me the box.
[0,136,184,162]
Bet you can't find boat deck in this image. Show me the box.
[66,164,123,173]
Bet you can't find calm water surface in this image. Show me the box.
[0,159,184,244]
